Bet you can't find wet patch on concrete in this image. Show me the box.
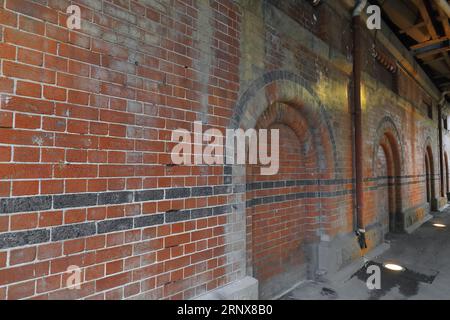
[352,261,438,299]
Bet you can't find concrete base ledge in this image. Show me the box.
[270,280,307,301]
[405,213,433,234]
[326,242,391,284]
[432,197,448,212]
[435,203,449,213]
[194,276,259,300]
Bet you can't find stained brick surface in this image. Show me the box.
[0,0,448,300]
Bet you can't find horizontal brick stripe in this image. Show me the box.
[0,204,233,250]
[246,189,354,208]
[0,229,50,250]
[0,184,235,215]
[246,178,354,191]
[0,175,436,249]
[364,173,440,182]
[0,196,52,213]
[0,176,433,215]
[0,175,436,216]
[245,175,436,192]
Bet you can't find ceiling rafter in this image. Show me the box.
[376,0,450,91]
[413,0,439,40]
[435,1,450,75]
[412,0,450,88]
[411,36,450,50]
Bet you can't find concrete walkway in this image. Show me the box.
[282,208,450,300]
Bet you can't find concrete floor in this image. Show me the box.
[282,208,450,300]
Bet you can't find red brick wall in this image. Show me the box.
[0,0,241,300]
[0,0,446,300]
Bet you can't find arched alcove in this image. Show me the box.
[444,151,449,196]
[372,117,403,233]
[425,145,435,206]
[231,71,337,299]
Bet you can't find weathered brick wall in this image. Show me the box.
[0,0,241,300]
[0,0,446,300]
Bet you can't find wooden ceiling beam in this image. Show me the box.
[411,36,450,50]
[412,0,450,74]
[423,56,445,64]
[399,22,426,34]
[413,0,439,40]
[435,3,450,74]
[437,6,450,35]
[381,0,430,42]
[416,45,450,59]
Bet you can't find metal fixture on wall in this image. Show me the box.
[307,0,322,6]
[372,47,397,73]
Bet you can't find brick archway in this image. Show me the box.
[230,70,337,174]
[246,103,322,299]
[230,71,337,299]
[444,151,449,195]
[372,116,404,175]
[372,117,403,232]
[425,143,436,206]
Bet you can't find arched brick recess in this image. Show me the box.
[229,71,337,299]
[424,140,436,205]
[246,103,321,298]
[444,151,449,194]
[231,70,337,174]
[371,117,403,232]
[371,116,404,175]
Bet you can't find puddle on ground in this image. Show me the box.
[352,261,438,299]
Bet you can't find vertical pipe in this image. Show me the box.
[353,17,364,230]
[438,92,450,199]
[353,0,367,248]
[439,103,445,198]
